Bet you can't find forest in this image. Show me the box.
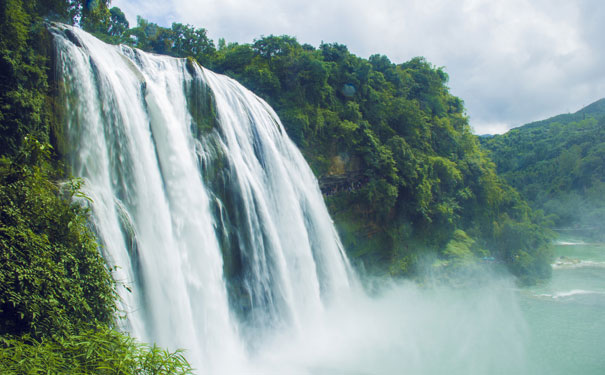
[481,99,605,240]
[1,0,554,372]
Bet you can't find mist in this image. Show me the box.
[245,273,528,375]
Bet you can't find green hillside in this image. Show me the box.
[480,99,605,238]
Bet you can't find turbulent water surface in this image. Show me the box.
[51,25,603,374]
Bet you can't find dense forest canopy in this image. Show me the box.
[481,99,605,239]
[1,0,554,371]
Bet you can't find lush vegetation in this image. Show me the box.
[481,99,605,240]
[0,1,192,373]
[0,326,192,375]
[0,141,115,338]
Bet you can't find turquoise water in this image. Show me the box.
[522,238,605,374]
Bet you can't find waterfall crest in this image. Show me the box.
[51,24,353,372]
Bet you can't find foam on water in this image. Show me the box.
[538,289,605,299]
[552,259,605,270]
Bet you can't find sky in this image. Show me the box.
[112,0,605,134]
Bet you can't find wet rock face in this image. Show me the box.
[319,172,368,196]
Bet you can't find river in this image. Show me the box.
[522,237,605,374]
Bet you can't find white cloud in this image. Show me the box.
[112,0,605,134]
[472,121,511,136]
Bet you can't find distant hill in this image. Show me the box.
[480,98,605,238]
[522,98,605,130]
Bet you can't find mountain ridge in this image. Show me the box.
[480,97,605,238]
[515,97,605,131]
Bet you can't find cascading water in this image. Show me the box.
[51,24,534,375]
[51,24,353,372]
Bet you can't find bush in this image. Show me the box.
[0,140,115,338]
[0,326,193,374]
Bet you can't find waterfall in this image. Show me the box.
[51,24,353,373]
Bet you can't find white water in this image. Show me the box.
[52,25,532,374]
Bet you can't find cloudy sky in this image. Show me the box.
[113,0,604,134]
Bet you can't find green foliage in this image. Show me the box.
[0,1,49,157]
[443,229,478,262]
[492,217,553,284]
[123,17,216,65]
[0,326,193,374]
[481,99,605,239]
[80,0,111,34]
[108,7,129,37]
[0,139,116,338]
[0,0,114,157]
